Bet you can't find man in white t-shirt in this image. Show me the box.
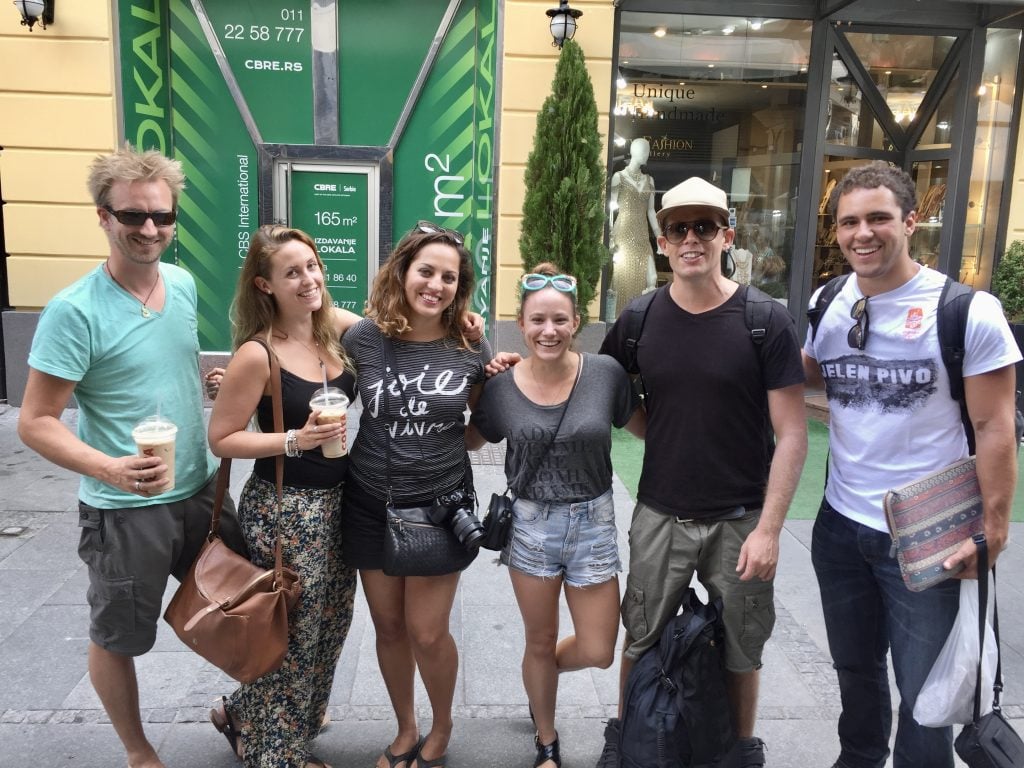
[803,161,1021,768]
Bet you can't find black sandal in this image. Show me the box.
[382,736,423,768]
[209,696,243,760]
[534,733,561,768]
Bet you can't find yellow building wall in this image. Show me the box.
[5,1,1024,315]
[497,0,615,320]
[0,2,118,309]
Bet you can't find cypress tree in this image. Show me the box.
[519,39,608,323]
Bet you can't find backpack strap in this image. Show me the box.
[742,284,776,346]
[741,284,781,465]
[622,286,662,376]
[806,274,851,342]
[621,283,777,407]
[936,277,976,453]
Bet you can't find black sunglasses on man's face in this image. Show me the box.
[103,206,177,227]
[663,219,725,244]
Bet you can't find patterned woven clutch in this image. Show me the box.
[883,457,983,592]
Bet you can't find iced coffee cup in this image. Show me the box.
[310,387,349,458]
[132,416,177,492]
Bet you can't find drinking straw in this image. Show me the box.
[320,360,329,397]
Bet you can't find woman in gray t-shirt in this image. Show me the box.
[468,263,644,768]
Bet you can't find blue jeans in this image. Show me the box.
[811,499,959,768]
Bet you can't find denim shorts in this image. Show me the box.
[501,488,620,587]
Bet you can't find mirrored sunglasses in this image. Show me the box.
[103,206,177,227]
[663,219,725,244]
[415,222,464,245]
[521,273,577,294]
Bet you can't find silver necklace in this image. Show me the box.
[276,330,325,372]
[105,261,161,318]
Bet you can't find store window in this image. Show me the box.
[846,31,956,135]
[814,31,963,287]
[825,52,894,151]
[609,13,812,313]
[964,28,1021,288]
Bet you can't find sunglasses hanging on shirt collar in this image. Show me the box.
[847,296,870,350]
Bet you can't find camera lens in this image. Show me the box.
[449,506,485,550]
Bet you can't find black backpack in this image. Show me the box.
[620,283,777,386]
[807,273,1023,453]
[619,588,735,768]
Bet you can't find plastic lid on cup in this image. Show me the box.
[310,386,349,409]
[132,415,177,439]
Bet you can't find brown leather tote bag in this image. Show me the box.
[164,345,300,683]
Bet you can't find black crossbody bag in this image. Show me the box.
[480,355,582,551]
[379,333,478,577]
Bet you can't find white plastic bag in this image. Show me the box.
[914,580,997,727]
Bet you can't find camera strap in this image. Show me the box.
[506,353,583,499]
[378,331,473,506]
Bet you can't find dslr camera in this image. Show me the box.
[431,489,485,550]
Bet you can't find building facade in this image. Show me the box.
[1,0,1022,402]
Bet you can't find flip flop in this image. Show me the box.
[413,753,448,768]
[209,696,243,760]
[382,736,423,768]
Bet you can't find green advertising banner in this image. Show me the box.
[118,0,172,155]
[118,0,498,348]
[338,0,449,147]
[289,169,370,313]
[167,0,260,350]
[202,2,313,144]
[393,2,476,234]
[392,1,496,320]
[470,0,498,318]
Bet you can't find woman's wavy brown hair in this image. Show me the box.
[231,225,347,368]
[366,220,476,348]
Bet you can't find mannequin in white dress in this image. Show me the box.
[608,138,660,315]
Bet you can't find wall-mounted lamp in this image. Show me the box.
[546,0,582,49]
[13,0,54,31]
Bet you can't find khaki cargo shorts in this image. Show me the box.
[621,501,776,673]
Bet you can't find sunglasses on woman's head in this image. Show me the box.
[415,222,464,246]
[103,206,177,227]
[521,273,577,294]
[663,220,725,244]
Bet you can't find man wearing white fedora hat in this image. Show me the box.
[598,176,808,767]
